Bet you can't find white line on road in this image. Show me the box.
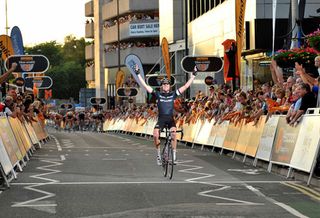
[102,158,127,161]
[11,180,292,186]
[246,185,308,218]
[60,155,66,161]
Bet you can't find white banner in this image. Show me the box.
[290,115,320,172]
[255,116,279,161]
[129,22,159,36]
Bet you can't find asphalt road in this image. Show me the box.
[0,129,319,218]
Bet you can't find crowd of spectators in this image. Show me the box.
[105,40,159,52]
[102,56,320,129]
[103,13,158,29]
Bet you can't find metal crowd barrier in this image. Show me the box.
[0,114,49,188]
[103,108,320,185]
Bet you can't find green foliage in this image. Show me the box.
[24,35,86,101]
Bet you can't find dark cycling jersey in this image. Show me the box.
[153,90,181,117]
[79,113,85,120]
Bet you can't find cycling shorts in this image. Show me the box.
[154,116,176,130]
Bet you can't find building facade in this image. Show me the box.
[160,0,320,96]
[85,0,160,108]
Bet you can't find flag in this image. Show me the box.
[33,83,38,97]
[235,0,246,77]
[161,37,170,79]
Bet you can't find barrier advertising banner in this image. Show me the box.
[212,121,229,148]
[194,120,214,145]
[290,115,320,172]
[245,116,266,157]
[0,138,13,175]
[255,116,279,161]
[235,120,250,154]
[223,122,242,151]
[271,116,301,165]
[0,117,23,162]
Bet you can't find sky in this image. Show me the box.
[0,0,89,46]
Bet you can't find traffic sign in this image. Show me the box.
[181,56,223,73]
[147,75,176,87]
[116,87,138,97]
[5,55,50,73]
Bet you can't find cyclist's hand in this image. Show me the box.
[192,65,198,76]
[134,64,140,75]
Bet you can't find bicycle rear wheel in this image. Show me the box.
[161,145,168,177]
[168,145,174,179]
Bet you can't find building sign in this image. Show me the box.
[129,22,159,36]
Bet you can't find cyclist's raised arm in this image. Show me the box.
[178,66,197,94]
[134,65,153,94]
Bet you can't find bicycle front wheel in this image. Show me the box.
[168,145,174,179]
[162,145,168,177]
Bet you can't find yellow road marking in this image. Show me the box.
[281,182,320,201]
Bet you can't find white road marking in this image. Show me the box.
[228,169,263,175]
[246,185,308,218]
[102,158,127,161]
[105,153,109,156]
[11,159,62,214]
[60,155,66,161]
[199,189,263,205]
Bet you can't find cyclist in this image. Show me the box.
[135,65,197,165]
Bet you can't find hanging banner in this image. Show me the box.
[10,26,24,55]
[129,22,159,36]
[124,54,146,95]
[161,37,171,79]
[0,35,14,62]
[235,0,246,78]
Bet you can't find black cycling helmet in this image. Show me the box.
[160,77,170,85]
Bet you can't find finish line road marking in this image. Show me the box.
[11,180,290,186]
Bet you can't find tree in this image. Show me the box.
[24,35,86,101]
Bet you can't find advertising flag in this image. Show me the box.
[161,37,171,79]
[10,26,24,55]
[0,35,14,62]
[235,0,246,77]
[124,54,146,95]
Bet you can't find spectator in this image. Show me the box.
[0,63,17,84]
[288,83,316,126]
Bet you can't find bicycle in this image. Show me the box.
[160,127,183,179]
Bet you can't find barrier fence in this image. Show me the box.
[103,109,320,185]
[0,114,49,188]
